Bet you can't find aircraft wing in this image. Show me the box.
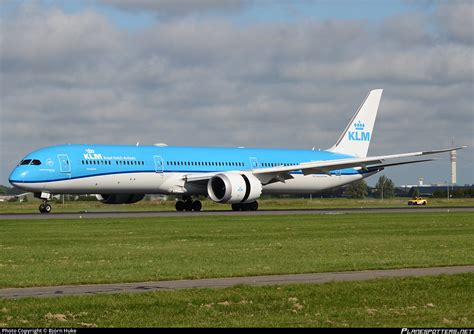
[184,146,465,185]
[364,158,438,172]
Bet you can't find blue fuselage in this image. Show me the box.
[9,144,368,195]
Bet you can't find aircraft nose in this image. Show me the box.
[9,167,27,186]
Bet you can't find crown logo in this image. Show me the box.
[354,120,365,131]
[86,148,95,154]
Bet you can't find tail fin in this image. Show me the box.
[329,89,383,158]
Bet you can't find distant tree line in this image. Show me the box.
[432,188,474,198]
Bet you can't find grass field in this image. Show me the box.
[1,274,473,327]
[1,212,473,288]
[1,197,473,213]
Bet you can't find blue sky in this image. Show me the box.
[3,0,426,30]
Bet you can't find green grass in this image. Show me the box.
[1,197,473,213]
[1,274,472,327]
[0,212,473,288]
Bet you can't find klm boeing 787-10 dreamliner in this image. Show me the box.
[9,89,465,213]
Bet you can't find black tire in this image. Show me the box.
[192,200,202,212]
[184,200,193,211]
[231,203,241,211]
[39,203,51,214]
[249,201,258,211]
[175,200,185,211]
[422,202,426,205]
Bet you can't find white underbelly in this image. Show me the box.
[262,173,365,194]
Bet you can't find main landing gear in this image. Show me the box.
[39,201,52,214]
[231,201,258,211]
[175,196,202,212]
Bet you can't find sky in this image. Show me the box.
[0,0,473,187]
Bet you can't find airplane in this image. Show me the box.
[9,89,465,213]
[0,193,29,202]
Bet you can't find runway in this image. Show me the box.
[1,265,473,299]
[1,206,473,220]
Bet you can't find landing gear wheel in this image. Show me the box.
[248,201,258,211]
[176,197,203,212]
[231,203,242,211]
[175,200,185,211]
[183,200,193,211]
[39,203,52,214]
[192,200,202,212]
[232,201,258,211]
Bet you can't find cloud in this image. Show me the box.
[2,8,122,71]
[1,3,473,185]
[436,2,474,44]
[99,0,249,16]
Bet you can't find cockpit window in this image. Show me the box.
[19,159,41,166]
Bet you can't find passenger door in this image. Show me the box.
[57,154,71,178]
[249,157,259,169]
[154,156,164,173]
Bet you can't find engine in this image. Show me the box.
[96,194,145,204]
[207,173,262,204]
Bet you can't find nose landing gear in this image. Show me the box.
[35,192,52,214]
[39,201,52,214]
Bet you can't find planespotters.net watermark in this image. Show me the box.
[402,329,474,334]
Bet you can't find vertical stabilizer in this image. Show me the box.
[329,89,383,158]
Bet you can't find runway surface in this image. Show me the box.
[1,206,473,220]
[1,265,473,299]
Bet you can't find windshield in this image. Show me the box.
[19,159,42,166]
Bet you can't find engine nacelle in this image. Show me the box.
[96,194,145,204]
[207,173,262,204]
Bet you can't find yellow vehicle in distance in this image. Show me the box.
[408,197,428,206]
